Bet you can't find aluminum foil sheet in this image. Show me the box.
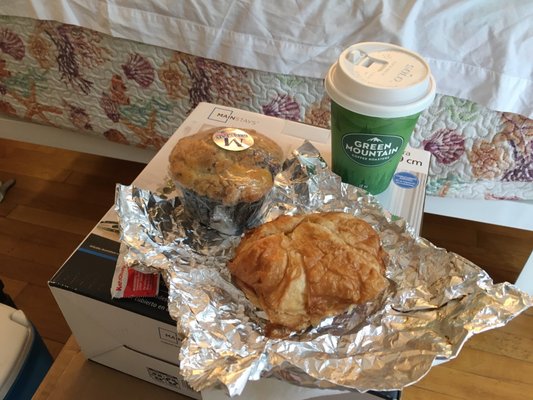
[115,141,532,396]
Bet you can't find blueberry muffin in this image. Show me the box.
[169,127,284,234]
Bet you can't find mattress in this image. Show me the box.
[0,1,531,200]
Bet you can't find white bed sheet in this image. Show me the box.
[1,0,531,118]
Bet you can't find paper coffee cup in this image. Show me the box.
[325,42,436,194]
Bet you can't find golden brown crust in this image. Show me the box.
[228,212,388,332]
[169,127,284,205]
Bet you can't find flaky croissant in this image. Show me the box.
[228,212,388,332]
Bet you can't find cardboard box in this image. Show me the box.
[49,232,400,400]
[49,233,198,399]
[50,103,428,399]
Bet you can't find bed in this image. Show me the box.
[0,1,532,274]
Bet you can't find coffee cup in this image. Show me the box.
[325,42,436,194]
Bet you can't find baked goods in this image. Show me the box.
[169,127,284,234]
[228,212,388,333]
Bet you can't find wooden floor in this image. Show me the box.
[0,137,146,358]
[0,137,531,399]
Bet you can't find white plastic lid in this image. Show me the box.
[325,42,436,118]
[0,303,33,398]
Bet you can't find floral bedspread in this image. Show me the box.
[0,16,531,200]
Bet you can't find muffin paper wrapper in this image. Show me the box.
[114,140,532,396]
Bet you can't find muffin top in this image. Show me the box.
[169,127,284,205]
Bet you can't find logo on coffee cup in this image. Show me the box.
[342,134,404,166]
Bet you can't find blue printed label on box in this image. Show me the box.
[393,171,419,189]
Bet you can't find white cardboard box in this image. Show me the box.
[49,231,400,400]
[50,102,429,400]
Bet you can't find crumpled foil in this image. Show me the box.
[115,140,532,396]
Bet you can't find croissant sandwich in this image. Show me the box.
[228,212,388,333]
